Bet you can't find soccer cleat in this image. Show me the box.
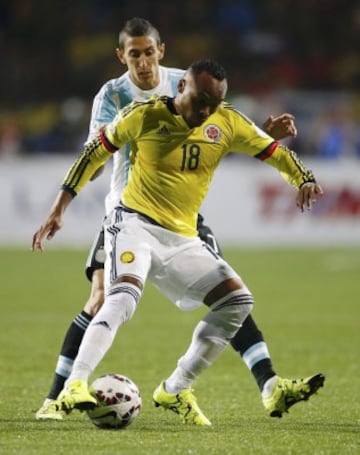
[57,379,98,413]
[153,381,211,426]
[35,400,64,421]
[263,373,325,418]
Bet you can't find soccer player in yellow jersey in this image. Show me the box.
[34,18,323,423]
[33,59,323,426]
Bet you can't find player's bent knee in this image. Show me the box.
[204,277,246,306]
[112,274,144,291]
[106,281,142,323]
[205,289,254,337]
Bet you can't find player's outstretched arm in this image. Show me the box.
[296,182,323,212]
[32,190,74,252]
[263,113,297,140]
[32,131,116,252]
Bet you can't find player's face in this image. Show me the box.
[116,35,165,90]
[175,71,227,128]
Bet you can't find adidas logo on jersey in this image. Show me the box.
[157,125,170,136]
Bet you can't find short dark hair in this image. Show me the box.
[188,59,226,81]
[118,17,161,49]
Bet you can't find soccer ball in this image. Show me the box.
[86,373,142,429]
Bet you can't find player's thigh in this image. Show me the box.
[153,242,244,310]
[103,217,152,293]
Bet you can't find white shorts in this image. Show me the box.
[103,207,246,311]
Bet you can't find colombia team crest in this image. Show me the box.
[204,124,222,142]
[120,251,135,263]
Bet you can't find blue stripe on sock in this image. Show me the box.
[74,314,91,331]
[55,355,74,377]
[242,341,270,369]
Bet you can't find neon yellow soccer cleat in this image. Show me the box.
[153,381,211,426]
[263,373,325,418]
[57,379,97,413]
[35,400,64,421]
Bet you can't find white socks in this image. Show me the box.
[261,375,279,398]
[165,292,253,394]
[67,284,140,383]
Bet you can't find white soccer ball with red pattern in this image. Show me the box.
[87,373,142,429]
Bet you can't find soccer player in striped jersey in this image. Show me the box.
[34,19,324,422]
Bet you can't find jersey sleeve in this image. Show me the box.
[225,105,275,155]
[66,99,148,196]
[255,143,316,188]
[61,137,113,196]
[102,100,146,150]
[86,82,119,143]
[225,105,316,189]
[61,101,138,196]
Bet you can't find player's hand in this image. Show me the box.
[32,212,64,252]
[263,114,297,140]
[32,190,73,251]
[296,182,324,212]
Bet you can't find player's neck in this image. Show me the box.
[166,97,178,114]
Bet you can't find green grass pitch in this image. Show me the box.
[0,246,359,454]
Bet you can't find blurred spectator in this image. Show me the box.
[0,0,358,157]
[311,102,360,159]
[0,114,22,159]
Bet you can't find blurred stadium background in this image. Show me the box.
[1,0,359,247]
[1,5,359,452]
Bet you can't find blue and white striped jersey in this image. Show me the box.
[85,65,185,214]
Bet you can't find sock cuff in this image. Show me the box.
[74,311,93,330]
[80,310,93,321]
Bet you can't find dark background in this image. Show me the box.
[0,0,359,157]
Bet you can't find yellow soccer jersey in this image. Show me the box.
[62,95,315,237]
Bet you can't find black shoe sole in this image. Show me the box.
[74,401,97,411]
[60,401,97,414]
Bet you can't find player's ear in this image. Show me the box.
[178,78,186,93]
[157,43,165,61]
[116,48,126,65]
